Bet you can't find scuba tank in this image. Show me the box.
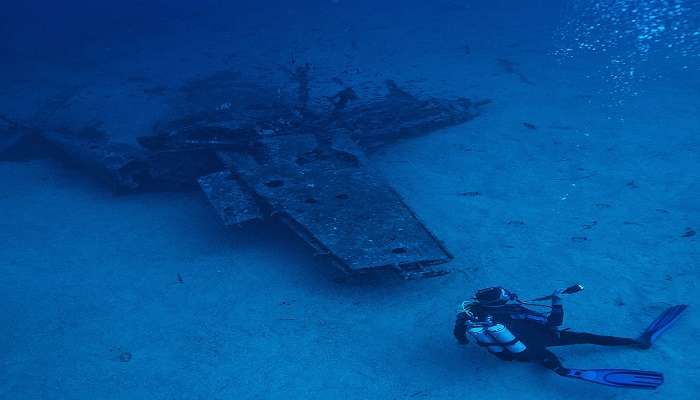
[466,319,527,354]
[486,324,527,353]
[467,325,504,353]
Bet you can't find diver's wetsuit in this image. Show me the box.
[454,303,639,374]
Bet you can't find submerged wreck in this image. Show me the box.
[1,71,489,278]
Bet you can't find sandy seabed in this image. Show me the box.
[1,2,698,399]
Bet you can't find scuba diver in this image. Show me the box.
[453,285,687,389]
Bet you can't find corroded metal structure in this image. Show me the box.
[1,72,489,278]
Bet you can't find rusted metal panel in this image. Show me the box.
[3,73,486,278]
[144,149,222,192]
[198,171,262,226]
[42,130,150,193]
[325,80,485,152]
[39,130,222,194]
[0,116,50,161]
[220,134,451,276]
[141,79,488,155]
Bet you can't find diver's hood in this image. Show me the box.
[475,287,518,306]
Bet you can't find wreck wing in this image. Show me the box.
[219,134,451,277]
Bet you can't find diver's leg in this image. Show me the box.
[540,349,569,376]
[549,331,638,347]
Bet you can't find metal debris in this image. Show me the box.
[1,72,489,278]
[219,134,452,276]
[198,171,262,226]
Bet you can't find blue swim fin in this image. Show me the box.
[637,304,688,349]
[563,368,664,389]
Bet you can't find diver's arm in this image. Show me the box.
[453,312,469,344]
[547,290,564,327]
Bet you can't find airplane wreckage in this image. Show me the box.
[1,68,489,278]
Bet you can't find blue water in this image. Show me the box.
[1,1,698,399]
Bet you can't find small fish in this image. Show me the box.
[623,221,644,226]
[497,58,532,84]
[177,273,184,284]
[458,191,480,197]
[681,228,696,238]
[582,221,597,230]
[523,122,537,130]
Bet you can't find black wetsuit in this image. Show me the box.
[454,303,639,374]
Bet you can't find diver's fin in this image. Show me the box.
[637,304,688,349]
[564,368,664,389]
